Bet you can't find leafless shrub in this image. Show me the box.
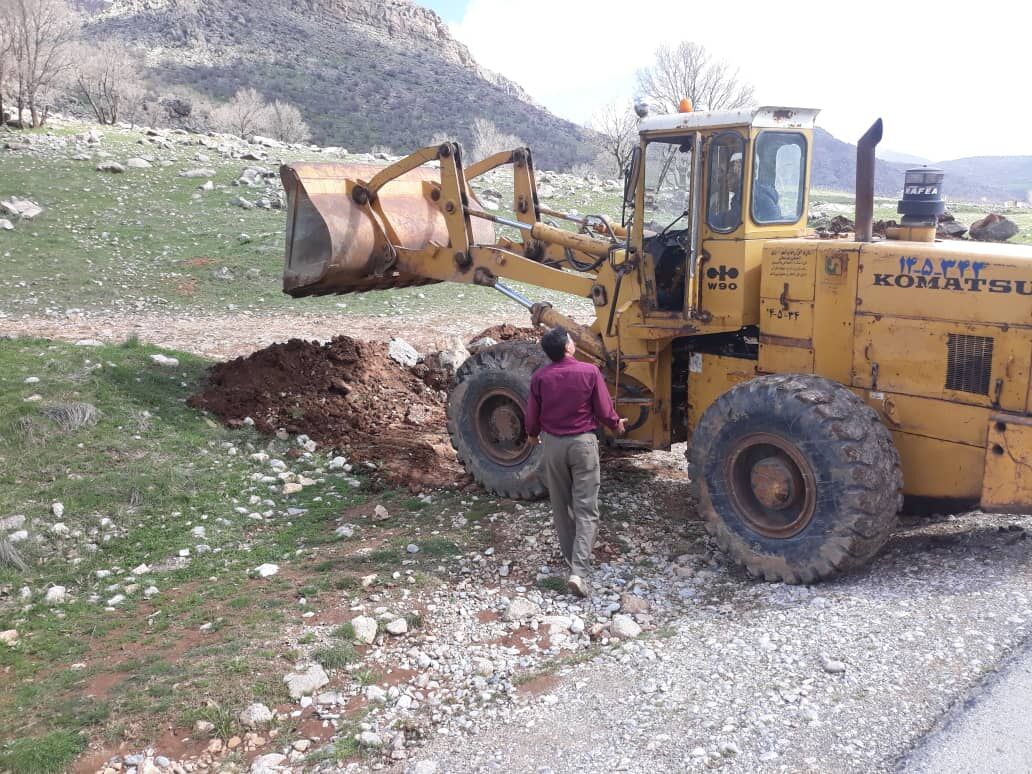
[470,118,525,163]
[209,87,268,138]
[41,401,99,432]
[637,41,755,114]
[266,99,310,143]
[70,41,146,125]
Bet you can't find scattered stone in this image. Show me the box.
[283,663,329,698]
[328,456,348,470]
[0,196,44,219]
[474,658,494,677]
[503,596,541,622]
[366,684,387,703]
[239,702,274,729]
[149,354,179,367]
[0,218,12,231]
[410,761,439,774]
[126,158,152,169]
[610,614,642,639]
[292,739,311,752]
[387,337,420,367]
[194,719,215,734]
[0,514,26,531]
[179,168,216,178]
[254,563,279,578]
[45,586,67,605]
[467,336,498,354]
[407,543,420,554]
[132,563,150,575]
[970,213,1018,242]
[386,618,409,636]
[282,482,303,495]
[8,530,28,543]
[199,180,214,191]
[821,656,847,674]
[0,629,18,646]
[619,593,650,614]
[250,753,287,773]
[372,504,390,521]
[96,162,125,173]
[358,731,383,748]
[352,615,377,643]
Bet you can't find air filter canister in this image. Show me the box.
[897,167,945,226]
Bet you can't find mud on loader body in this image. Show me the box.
[280,106,1032,584]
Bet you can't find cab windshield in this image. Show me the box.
[643,138,693,235]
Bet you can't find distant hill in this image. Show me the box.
[78,0,598,169]
[813,127,1028,203]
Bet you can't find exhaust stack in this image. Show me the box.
[854,119,883,243]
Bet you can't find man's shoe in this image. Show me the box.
[567,574,589,598]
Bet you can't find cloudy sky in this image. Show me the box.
[424,0,1031,162]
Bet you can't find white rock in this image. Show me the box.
[0,218,12,231]
[335,524,355,538]
[8,530,28,543]
[50,522,69,536]
[24,376,40,384]
[503,597,541,622]
[149,354,179,367]
[474,658,494,677]
[199,180,214,191]
[372,504,390,521]
[107,593,125,606]
[132,563,150,575]
[238,702,273,729]
[74,339,103,346]
[143,586,159,599]
[254,563,279,578]
[365,685,387,703]
[406,543,420,554]
[282,482,302,495]
[358,731,383,748]
[45,586,67,605]
[410,761,438,774]
[328,456,348,470]
[51,502,64,518]
[0,514,25,530]
[0,629,19,646]
[126,158,152,169]
[386,618,408,636]
[387,337,420,367]
[610,614,642,639]
[821,656,847,674]
[283,663,329,698]
[250,753,287,773]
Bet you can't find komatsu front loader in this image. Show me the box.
[279,106,1032,583]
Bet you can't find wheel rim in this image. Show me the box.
[474,388,533,466]
[724,432,816,538]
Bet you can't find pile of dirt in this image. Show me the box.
[469,324,539,345]
[188,336,465,491]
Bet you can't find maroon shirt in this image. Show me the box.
[525,356,621,437]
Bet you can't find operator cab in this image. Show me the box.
[625,106,817,322]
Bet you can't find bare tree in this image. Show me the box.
[0,3,12,123]
[637,42,755,114]
[591,102,639,176]
[7,0,78,127]
[71,41,145,125]
[266,99,310,143]
[469,117,525,163]
[209,87,270,138]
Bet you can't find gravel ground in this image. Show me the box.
[388,460,1032,774]
[0,311,531,358]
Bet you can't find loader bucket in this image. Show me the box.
[280,162,493,296]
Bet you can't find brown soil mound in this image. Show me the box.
[188,336,465,491]
[470,324,539,344]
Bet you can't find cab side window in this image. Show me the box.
[752,131,807,224]
[706,132,745,233]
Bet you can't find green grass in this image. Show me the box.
[331,622,355,640]
[0,123,595,319]
[312,642,358,669]
[0,337,373,759]
[0,730,85,774]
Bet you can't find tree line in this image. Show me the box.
[0,0,311,142]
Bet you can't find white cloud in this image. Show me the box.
[451,0,1032,160]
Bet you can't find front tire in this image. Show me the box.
[689,374,902,584]
[447,341,548,499]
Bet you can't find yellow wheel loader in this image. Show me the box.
[279,106,1032,584]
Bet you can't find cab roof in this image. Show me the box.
[638,106,819,134]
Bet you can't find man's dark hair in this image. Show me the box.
[540,326,570,363]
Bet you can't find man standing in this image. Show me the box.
[525,327,625,597]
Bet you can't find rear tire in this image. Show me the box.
[689,374,902,584]
[447,341,548,499]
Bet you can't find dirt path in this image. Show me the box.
[0,310,532,359]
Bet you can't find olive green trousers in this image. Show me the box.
[540,432,600,579]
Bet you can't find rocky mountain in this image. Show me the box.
[78,0,598,169]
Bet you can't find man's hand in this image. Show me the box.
[616,418,627,436]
